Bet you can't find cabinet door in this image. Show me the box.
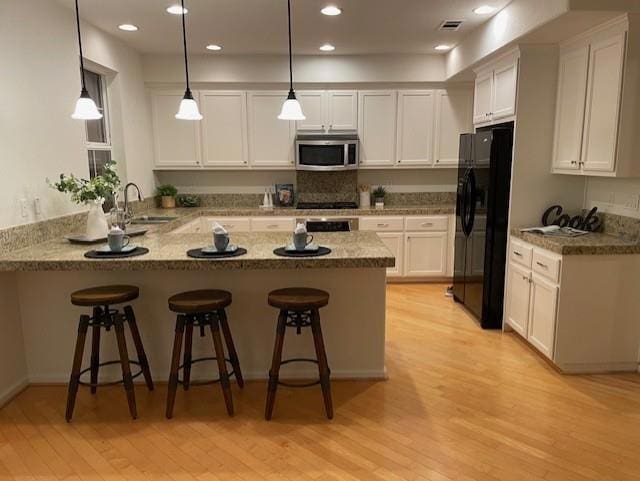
[377,232,404,278]
[473,70,493,125]
[358,91,397,167]
[404,232,447,277]
[247,91,295,168]
[151,90,201,168]
[327,91,357,130]
[296,91,326,131]
[200,91,248,168]
[434,89,473,167]
[528,274,559,359]
[492,59,518,120]
[552,46,590,171]
[581,32,626,173]
[396,90,435,167]
[506,262,531,337]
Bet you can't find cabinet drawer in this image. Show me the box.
[360,216,404,232]
[405,216,448,232]
[251,217,295,232]
[201,217,251,232]
[532,249,561,283]
[510,239,532,268]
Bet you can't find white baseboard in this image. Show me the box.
[0,378,29,408]
[556,361,640,374]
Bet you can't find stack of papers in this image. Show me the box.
[520,226,589,237]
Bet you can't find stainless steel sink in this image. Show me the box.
[129,215,177,224]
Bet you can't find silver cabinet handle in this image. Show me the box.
[421,222,434,227]
[513,251,522,257]
[222,224,234,229]
[536,261,548,268]
[377,223,389,227]
[267,224,279,229]
[522,275,528,281]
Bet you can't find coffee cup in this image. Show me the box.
[293,232,313,251]
[108,227,130,252]
[214,232,230,252]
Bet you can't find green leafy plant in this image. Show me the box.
[372,185,388,199]
[177,194,201,207]
[156,184,178,197]
[48,160,121,204]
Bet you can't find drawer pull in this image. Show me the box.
[536,261,548,269]
[421,222,434,227]
[377,223,389,227]
[267,224,279,229]
[513,251,522,257]
[522,275,528,281]
[222,224,234,228]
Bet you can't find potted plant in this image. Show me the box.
[156,184,178,209]
[372,185,387,210]
[48,160,121,239]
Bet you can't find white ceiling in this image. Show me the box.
[59,0,511,55]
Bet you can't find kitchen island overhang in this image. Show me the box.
[1,230,393,385]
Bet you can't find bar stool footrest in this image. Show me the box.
[277,358,325,388]
[78,360,143,388]
[176,356,237,386]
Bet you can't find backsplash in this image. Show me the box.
[598,212,640,240]
[296,170,358,203]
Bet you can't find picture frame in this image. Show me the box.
[275,184,294,207]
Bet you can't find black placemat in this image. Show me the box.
[84,247,149,259]
[273,246,331,258]
[187,247,248,259]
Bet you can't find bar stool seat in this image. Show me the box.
[71,285,139,307]
[268,288,329,311]
[169,289,231,313]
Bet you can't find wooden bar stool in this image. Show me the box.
[265,287,333,420]
[66,285,154,422]
[166,290,243,418]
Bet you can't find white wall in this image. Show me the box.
[584,178,640,219]
[0,274,28,406]
[0,0,154,230]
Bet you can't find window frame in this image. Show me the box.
[84,68,112,151]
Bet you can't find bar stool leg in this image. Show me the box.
[210,316,234,416]
[218,309,244,388]
[265,309,287,420]
[310,308,334,420]
[89,307,101,395]
[166,315,185,419]
[66,314,90,422]
[124,305,154,391]
[182,318,194,391]
[113,313,137,419]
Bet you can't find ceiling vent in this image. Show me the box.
[439,20,463,31]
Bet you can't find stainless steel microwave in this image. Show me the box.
[295,133,359,171]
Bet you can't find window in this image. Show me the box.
[83,69,112,178]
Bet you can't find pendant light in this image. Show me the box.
[175,0,202,120]
[278,0,305,120]
[71,0,103,120]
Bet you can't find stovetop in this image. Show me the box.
[296,202,358,210]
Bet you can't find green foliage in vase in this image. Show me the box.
[156,184,178,197]
[48,160,121,204]
[177,194,201,207]
[372,185,388,199]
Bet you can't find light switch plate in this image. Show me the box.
[20,199,28,218]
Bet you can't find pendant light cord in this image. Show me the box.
[74,0,86,91]
[181,0,191,92]
[287,0,293,92]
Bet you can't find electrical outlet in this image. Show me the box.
[34,197,42,215]
[625,193,640,211]
[20,199,28,218]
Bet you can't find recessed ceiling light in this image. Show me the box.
[434,44,451,51]
[166,5,188,15]
[206,44,223,51]
[319,44,336,52]
[321,5,342,16]
[473,5,496,14]
[118,24,139,32]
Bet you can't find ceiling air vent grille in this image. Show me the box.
[439,20,463,31]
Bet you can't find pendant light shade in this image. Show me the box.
[71,0,103,120]
[72,88,103,120]
[279,0,305,121]
[175,0,202,121]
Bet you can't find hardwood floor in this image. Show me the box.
[1,283,640,480]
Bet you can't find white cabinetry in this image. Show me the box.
[528,274,559,359]
[296,91,326,131]
[434,89,473,167]
[200,91,248,168]
[552,17,640,177]
[377,232,404,277]
[404,232,448,277]
[151,90,201,168]
[473,51,519,126]
[396,90,435,167]
[506,263,532,338]
[297,90,357,132]
[247,91,295,168]
[358,91,397,167]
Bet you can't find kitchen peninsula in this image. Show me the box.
[0,208,399,386]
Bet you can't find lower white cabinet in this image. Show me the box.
[404,232,448,277]
[527,274,559,359]
[376,232,404,277]
[250,217,295,232]
[506,262,532,338]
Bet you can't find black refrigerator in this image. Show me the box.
[452,122,514,329]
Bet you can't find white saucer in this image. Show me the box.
[96,244,137,254]
[201,244,239,254]
[285,243,320,253]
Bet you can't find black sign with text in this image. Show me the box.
[541,205,601,232]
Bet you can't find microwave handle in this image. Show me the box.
[344,144,349,167]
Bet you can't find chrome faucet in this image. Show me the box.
[123,183,144,221]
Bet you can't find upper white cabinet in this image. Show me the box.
[396,90,435,167]
[552,16,640,177]
[473,51,519,126]
[200,91,248,168]
[151,90,201,168]
[434,89,473,167]
[297,90,357,132]
[247,91,295,168]
[358,91,397,167]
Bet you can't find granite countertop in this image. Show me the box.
[511,230,640,255]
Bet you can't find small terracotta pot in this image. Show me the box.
[161,196,176,209]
